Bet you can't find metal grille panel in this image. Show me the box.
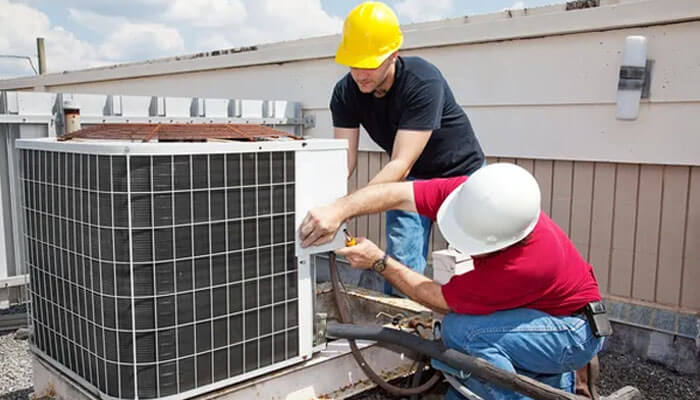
[21,148,298,399]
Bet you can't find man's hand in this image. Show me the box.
[335,237,384,269]
[299,205,345,248]
[338,237,451,314]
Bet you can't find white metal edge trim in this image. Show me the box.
[2,0,699,88]
[31,346,313,400]
[8,136,25,277]
[33,354,100,400]
[15,138,348,155]
[0,273,28,288]
[0,127,8,281]
[0,115,54,124]
[33,339,413,400]
[297,255,314,360]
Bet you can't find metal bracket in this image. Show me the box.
[641,59,654,99]
[617,59,653,98]
[315,312,328,346]
[303,113,316,129]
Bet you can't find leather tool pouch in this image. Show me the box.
[584,301,613,337]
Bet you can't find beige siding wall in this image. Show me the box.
[354,151,700,313]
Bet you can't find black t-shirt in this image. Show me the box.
[330,56,484,179]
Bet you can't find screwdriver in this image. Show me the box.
[343,229,357,247]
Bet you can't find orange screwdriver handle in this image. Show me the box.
[343,229,357,247]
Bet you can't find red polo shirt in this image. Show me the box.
[413,176,601,316]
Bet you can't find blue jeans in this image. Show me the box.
[438,308,605,400]
[382,164,486,296]
[383,208,433,295]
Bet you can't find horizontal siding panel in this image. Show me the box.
[515,158,535,175]
[570,162,594,261]
[551,160,573,235]
[534,159,554,216]
[588,163,616,294]
[609,164,639,298]
[681,166,700,309]
[632,165,663,302]
[656,166,689,306]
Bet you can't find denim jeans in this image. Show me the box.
[383,208,433,295]
[437,308,605,400]
[381,163,486,296]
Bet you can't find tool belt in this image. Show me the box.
[574,301,613,337]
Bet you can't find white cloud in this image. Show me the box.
[68,8,120,32]
[394,0,454,23]
[69,8,185,61]
[0,0,106,77]
[67,0,340,55]
[160,0,247,28]
[99,23,184,61]
[0,0,340,79]
[188,0,342,52]
[258,0,341,39]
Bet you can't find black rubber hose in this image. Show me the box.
[326,323,589,400]
[409,358,427,400]
[328,252,441,397]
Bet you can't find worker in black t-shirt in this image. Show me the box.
[326,1,485,295]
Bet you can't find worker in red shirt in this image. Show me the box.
[300,163,610,399]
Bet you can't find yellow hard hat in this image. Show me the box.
[335,2,403,69]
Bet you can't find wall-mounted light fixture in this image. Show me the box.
[616,35,653,120]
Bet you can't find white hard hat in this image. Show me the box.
[436,163,541,256]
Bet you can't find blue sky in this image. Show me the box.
[0,0,562,79]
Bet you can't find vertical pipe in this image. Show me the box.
[63,100,81,135]
[36,37,46,75]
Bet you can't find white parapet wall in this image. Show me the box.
[0,0,699,166]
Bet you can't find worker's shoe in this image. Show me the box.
[575,354,600,399]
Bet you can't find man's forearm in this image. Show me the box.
[335,181,416,222]
[381,258,450,314]
[334,128,359,179]
[367,159,411,186]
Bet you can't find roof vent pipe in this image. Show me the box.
[36,37,46,75]
[62,98,81,134]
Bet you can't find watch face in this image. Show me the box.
[373,258,385,273]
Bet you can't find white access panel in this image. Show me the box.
[294,148,348,258]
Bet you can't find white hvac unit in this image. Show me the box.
[17,134,347,399]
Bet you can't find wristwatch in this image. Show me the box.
[372,253,388,273]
